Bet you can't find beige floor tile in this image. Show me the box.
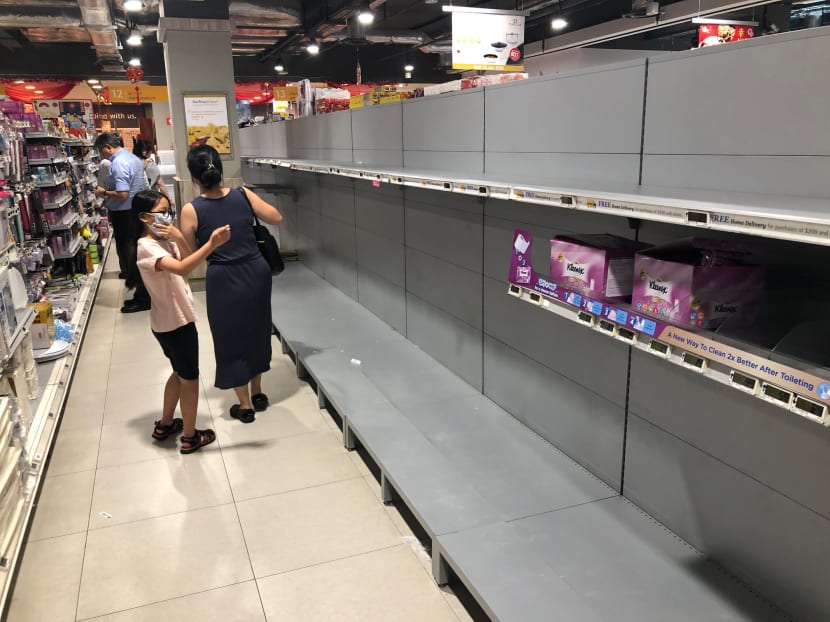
[30,469,95,540]
[107,361,179,390]
[61,390,107,431]
[89,452,233,529]
[65,388,107,413]
[97,418,216,468]
[82,581,266,622]
[222,430,360,501]
[108,345,166,368]
[211,390,329,448]
[103,382,210,427]
[257,545,459,622]
[7,532,86,622]
[358,475,418,540]
[77,504,253,620]
[238,478,401,578]
[47,425,101,476]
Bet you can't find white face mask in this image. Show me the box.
[148,212,173,237]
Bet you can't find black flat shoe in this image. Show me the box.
[251,393,269,412]
[229,404,256,424]
[121,299,151,313]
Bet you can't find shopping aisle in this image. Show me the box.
[7,255,475,622]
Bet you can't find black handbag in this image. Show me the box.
[238,187,284,274]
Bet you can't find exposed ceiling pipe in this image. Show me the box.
[0,12,82,28]
[77,0,124,69]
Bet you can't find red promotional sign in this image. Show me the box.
[698,23,755,47]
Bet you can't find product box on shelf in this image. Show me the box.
[631,238,764,329]
[0,269,17,346]
[27,300,54,341]
[0,101,24,116]
[550,234,649,300]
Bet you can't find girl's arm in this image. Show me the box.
[154,203,197,258]
[156,225,230,276]
[242,187,283,225]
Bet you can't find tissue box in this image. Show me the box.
[631,238,764,330]
[550,234,648,300]
[29,323,50,350]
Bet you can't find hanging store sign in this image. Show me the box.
[107,85,169,104]
[446,6,526,72]
[697,22,756,47]
[183,92,232,155]
[273,85,299,101]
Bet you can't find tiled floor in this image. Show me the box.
[8,257,476,622]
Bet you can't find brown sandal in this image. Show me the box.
[180,429,216,454]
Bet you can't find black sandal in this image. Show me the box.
[251,393,269,412]
[180,429,216,454]
[229,404,256,424]
[152,418,183,441]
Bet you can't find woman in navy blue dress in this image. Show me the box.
[180,145,283,423]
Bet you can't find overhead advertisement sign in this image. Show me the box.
[698,22,755,47]
[450,8,525,72]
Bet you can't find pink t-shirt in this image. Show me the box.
[136,237,197,333]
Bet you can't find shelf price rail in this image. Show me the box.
[243,156,830,248]
[506,229,830,426]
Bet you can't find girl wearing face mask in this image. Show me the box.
[128,190,231,453]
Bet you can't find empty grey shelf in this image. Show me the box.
[270,262,790,622]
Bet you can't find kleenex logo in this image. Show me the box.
[714,303,739,314]
[649,279,668,294]
[566,262,585,276]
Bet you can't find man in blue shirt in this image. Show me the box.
[94,133,151,313]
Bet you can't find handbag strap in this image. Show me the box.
[238,187,262,226]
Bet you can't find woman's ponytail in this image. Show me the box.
[187,145,223,189]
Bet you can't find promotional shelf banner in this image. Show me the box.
[183,93,232,155]
[451,9,525,72]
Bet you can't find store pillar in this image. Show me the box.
[157,4,242,208]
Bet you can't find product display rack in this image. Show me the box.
[0,239,110,611]
[244,156,830,429]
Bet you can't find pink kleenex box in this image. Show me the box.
[550,234,648,300]
[632,238,763,330]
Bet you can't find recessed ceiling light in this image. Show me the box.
[307,40,320,54]
[34,90,44,94]
[551,18,568,30]
[87,78,99,84]
[24,85,36,90]
[357,9,374,25]
[124,0,142,12]
[14,80,24,84]
[91,84,103,90]
[274,64,284,72]
[126,29,142,46]
[128,57,141,66]
[404,63,414,72]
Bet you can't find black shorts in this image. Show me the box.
[152,322,199,380]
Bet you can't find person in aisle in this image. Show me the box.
[128,189,231,453]
[133,139,170,198]
[179,145,283,424]
[93,132,152,313]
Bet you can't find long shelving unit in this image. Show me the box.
[0,239,111,610]
[244,156,830,247]
[244,155,830,429]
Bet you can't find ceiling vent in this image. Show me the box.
[623,0,661,18]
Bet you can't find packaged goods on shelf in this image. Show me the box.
[631,238,764,330]
[550,234,649,300]
[0,270,17,347]
[424,80,462,96]
[461,73,528,90]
